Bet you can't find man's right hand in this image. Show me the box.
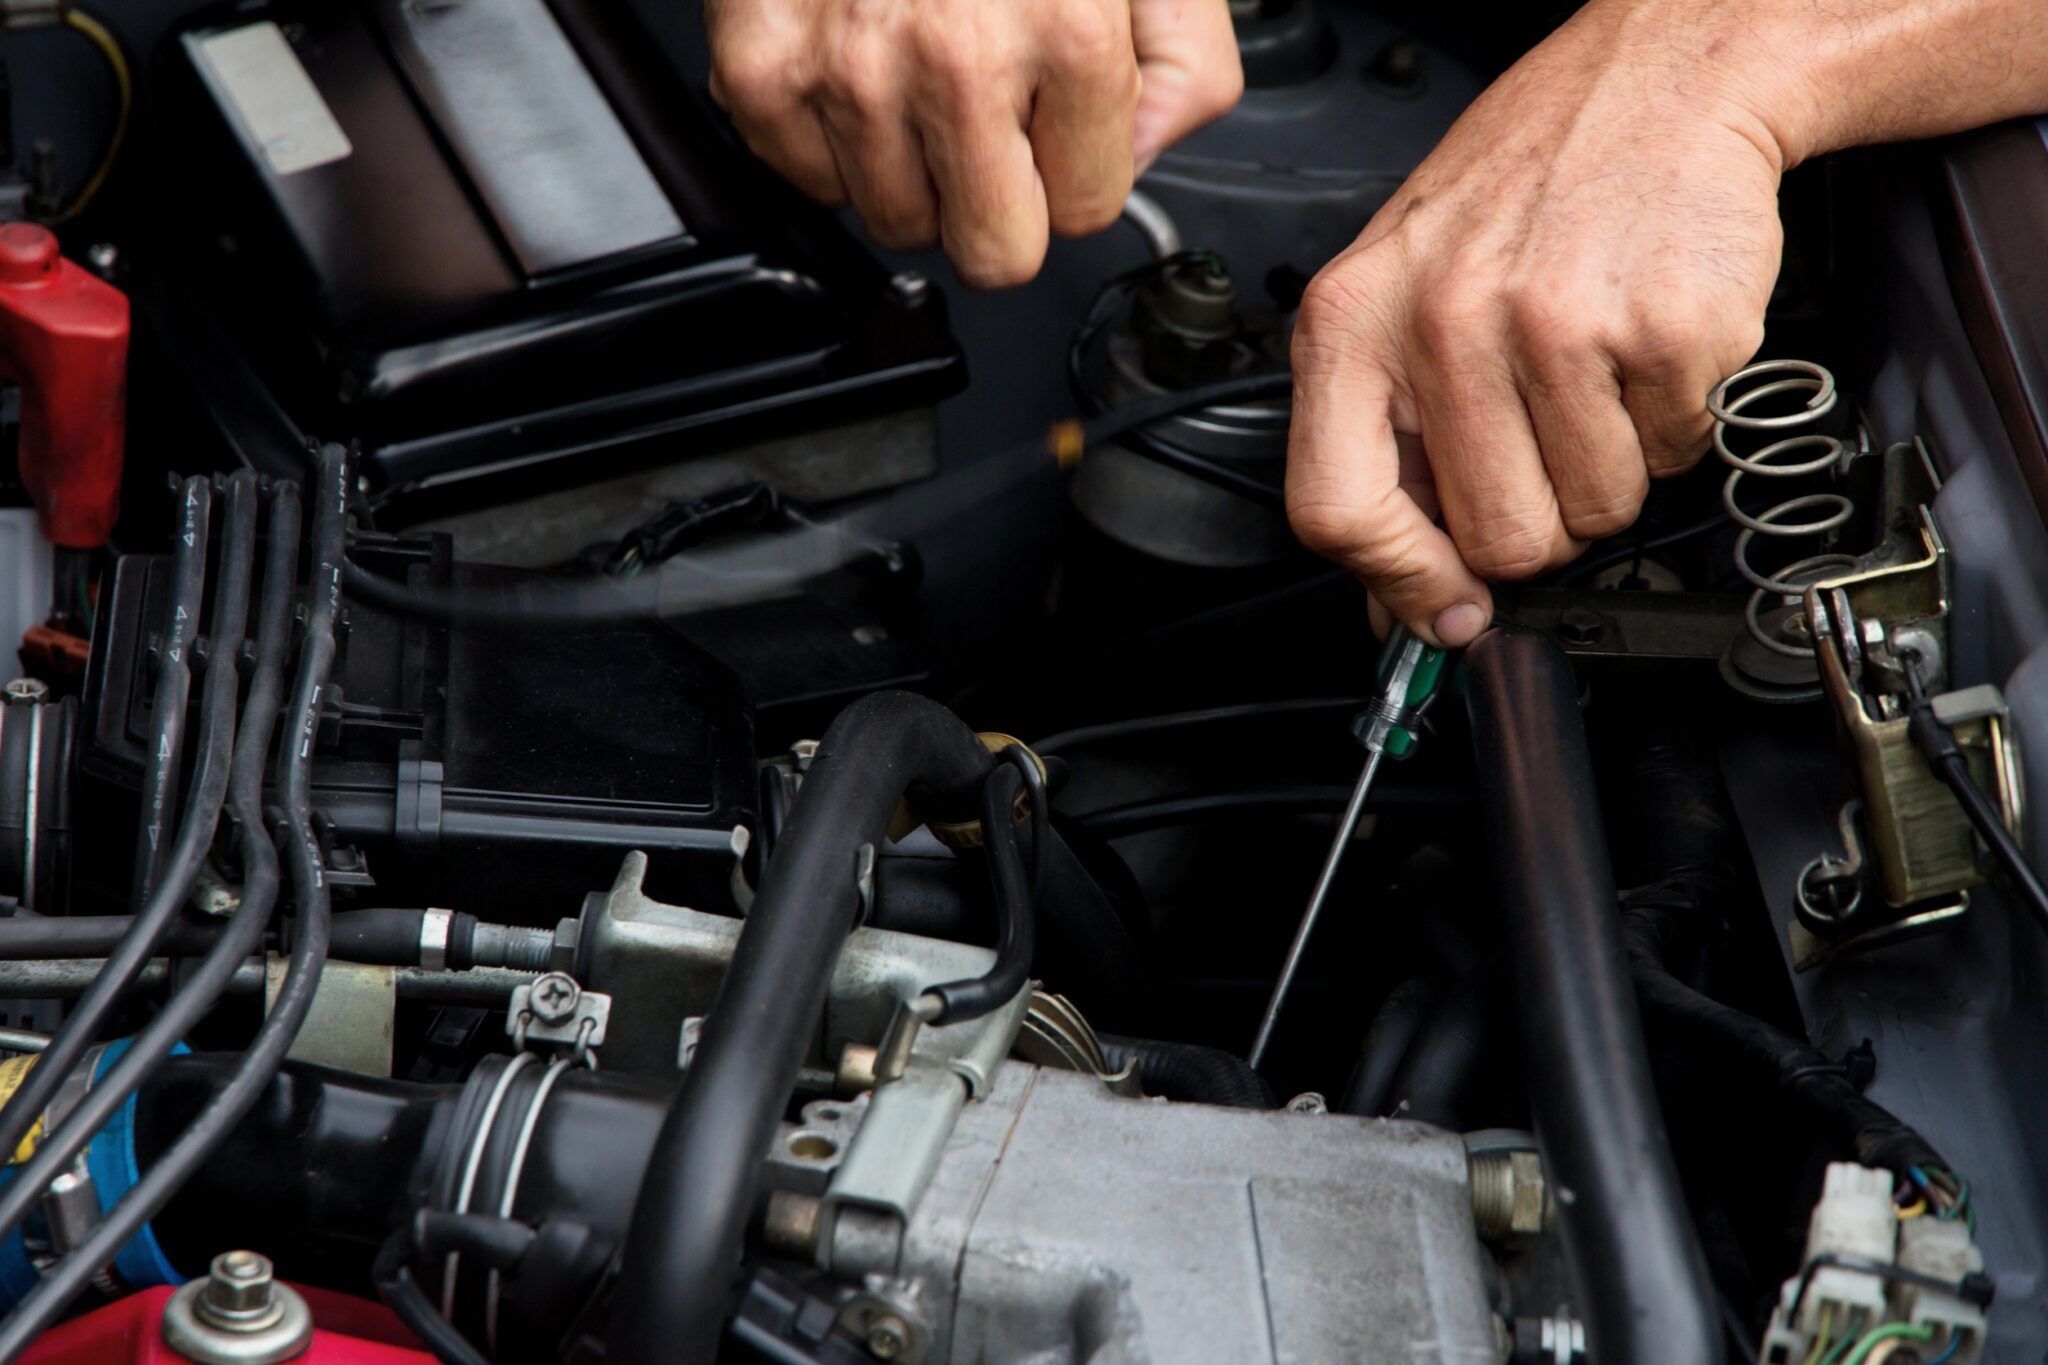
[704,0,1242,289]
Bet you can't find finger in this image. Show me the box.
[1129,0,1244,169]
[918,81,1049,288]
[710,54,847,204]
[1411,320,1580,583]
[1029,4,1139,238]
[1619,314,1761,476]
[818,102,940,249]
[1517,348,1650,542]
[1289,296,1492,646]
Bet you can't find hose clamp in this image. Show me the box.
[418,909,454,972]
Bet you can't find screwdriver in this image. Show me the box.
[1248,627,1451,1070]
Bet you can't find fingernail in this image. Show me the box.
[1433,602,1489,648]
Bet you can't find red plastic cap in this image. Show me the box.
[0,225,129,547]
[0,223,59,285]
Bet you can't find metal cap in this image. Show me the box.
[160,1251,314,1364]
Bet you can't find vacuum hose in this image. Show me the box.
[1463,626,1723,1365]
[611,691,997,1364]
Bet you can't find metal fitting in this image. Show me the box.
[160,1251,315,1364]
[2,677,48,705]
[1470,1150,1551,1241]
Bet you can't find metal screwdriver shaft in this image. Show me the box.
[1247,627,1449,1071]
[1247,746,1386,1069]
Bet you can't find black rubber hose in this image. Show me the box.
[0,454,344,1358]
[1073,783,1471,841]
[0,477,221,1170]
[1383,956,1512,1129]
[1099,1034,1276,1108]
[926,757,1037,1023]
[0,914,221,958]
[612,690,997,1365]
[1463,626,1723,1365]
[1340,977,1443,1117]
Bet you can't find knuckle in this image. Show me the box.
[1411,284,1497,364]
[1460,519,1563,581]
[1508,289,1602,376]
[713,48,796,115]
[1560,482,1647,540]
[1049,1,1126,75]
[1293,270,1372,358]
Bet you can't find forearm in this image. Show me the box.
[1569,0,2048,170]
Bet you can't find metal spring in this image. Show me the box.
[1706,358,1857,658]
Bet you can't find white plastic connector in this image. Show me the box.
[1760,1164,1899,1364]
[1896,1218,1985,1364]
[1797,1164,1897,1333]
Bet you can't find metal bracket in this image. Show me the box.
[1804,509,2022,913]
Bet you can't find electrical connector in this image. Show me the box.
[1759,1164,1991,1365]
[1896,1218,1986,1364]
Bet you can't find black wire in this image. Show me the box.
[1033,696,1366,755]
[0,457,343,1357]
[1557,508,1733,586]
[1902,663,2048,935]
[1074,784,1473,841]
[130,475,212,903]
[0,475,227,1189]
[341,371,1294,630]
[374,1222,493,1365]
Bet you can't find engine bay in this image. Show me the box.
[3,3,2048,1362]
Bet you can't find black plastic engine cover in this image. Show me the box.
[82,534,756,918]
[152,0,960,512]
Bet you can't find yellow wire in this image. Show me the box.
[1803,1304,1837,1365]
[1897,1198,1928,1219]
[55,7,132,220]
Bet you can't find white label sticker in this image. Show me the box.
[195,22,352,177]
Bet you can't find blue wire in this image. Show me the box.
[1925,1335,1964,1365]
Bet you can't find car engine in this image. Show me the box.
[1,3,2045,1363]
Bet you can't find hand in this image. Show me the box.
[705,0,1243,288]
[1284,3,1797,646]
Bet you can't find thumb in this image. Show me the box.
[1129,0,1245,169]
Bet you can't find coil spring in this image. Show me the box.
[1706,358,1857,658]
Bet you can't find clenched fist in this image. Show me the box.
[705,0,1243,288]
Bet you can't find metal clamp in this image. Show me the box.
[508,972,609,1068]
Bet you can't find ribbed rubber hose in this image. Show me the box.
[1463,626,1722,1365]
[1099,1035,1275,1109]
[611,691,997,1364]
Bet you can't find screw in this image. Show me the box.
[1557,607,1607,646]
[890,271,930,305]
[529,972,581,1025]
[1286,1092,1329,1115]
[2,678,48,705]
[866,1314,911,1360]
[196,1250,282,1328]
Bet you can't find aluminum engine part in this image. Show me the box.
[828,1063,1501,1364]
[574,850,1024,1086]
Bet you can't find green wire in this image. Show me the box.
[1841,1322,1935,1365]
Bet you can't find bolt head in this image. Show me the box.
[889,271,930,304]
[866,1314,910,1360]
[1557,607,1606,646]
[1286,1092,1329,1115]
[529,972,580,1024]
[3,678,48,705]
[200,1250,278,1321]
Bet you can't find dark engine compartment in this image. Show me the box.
[2,3,2048,1363]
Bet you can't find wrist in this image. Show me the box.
[1567,0,1839,172]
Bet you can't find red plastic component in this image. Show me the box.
[0,222,129,548]
[19,1285,435,1364]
